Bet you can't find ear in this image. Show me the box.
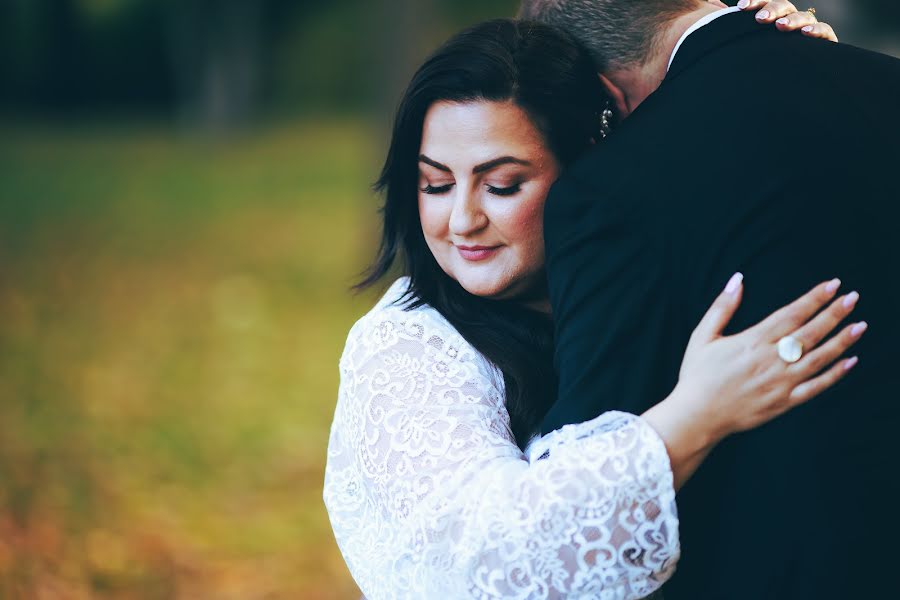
[597,73,630,120]
[707,0,728,8]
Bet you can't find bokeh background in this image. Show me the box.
[0,1,896,598]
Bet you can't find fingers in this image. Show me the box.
[790,289,859,350]
[774,10,817,31]
[692,272,744,343]
[752,278,841,341]
[801,22,838,42]
[788,355,858,405]
[792,320,867,378]
[749,0,799,23]
[743,1,839,43]
[736,0,771,11]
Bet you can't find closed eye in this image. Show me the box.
[421,183,454,195]
[487,184,521,197]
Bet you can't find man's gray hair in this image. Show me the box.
[518,0,701,71]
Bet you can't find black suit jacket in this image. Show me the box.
[543,11,900,600]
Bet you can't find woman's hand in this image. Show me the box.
[643,274,864,489]
[676,274,862,437]
[738,0,838,42]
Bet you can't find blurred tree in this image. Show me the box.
[0,0,173,116]
[0,0,894,121]
[366,0,517,118]
[162,0,264,130]
[370,0,440,117]
[2,0,91,111]
[37,0,87,109]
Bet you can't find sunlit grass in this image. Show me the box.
[0,118,385,598]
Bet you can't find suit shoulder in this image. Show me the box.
[545,135,660,225]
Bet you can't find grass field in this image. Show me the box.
[0,118,386,598]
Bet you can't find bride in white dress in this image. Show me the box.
[324,6,853,600]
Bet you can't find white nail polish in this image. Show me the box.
[725,272,744,295]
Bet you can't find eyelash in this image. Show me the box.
[487,184,521,197]
[419,183,522,196]
[421,184,453,195]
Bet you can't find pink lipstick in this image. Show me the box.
[456,245,500,261]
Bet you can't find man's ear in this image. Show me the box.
[597,73,630,120]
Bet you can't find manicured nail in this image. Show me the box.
[737,0,750,9]
[843,291,860,309]
[725,272,744,294]
[825,278,841,294]
[802,25,814,32]
[776,17,790,26]
[844,356,859,370]
[756,10,770,20]
[851,322,868,337]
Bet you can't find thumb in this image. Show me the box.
[691,272,744,343]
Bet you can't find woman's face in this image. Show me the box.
[418,100,560,301]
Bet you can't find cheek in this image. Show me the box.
[504,190,547,256]
[418,195,449,240]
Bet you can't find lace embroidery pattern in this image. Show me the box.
[324,278,680,599]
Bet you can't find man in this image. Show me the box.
[518,0,900,598]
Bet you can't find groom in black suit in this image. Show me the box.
[520,1,900,598]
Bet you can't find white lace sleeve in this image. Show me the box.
[324,294,679,600]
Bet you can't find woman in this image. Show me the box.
[324,3,857,598]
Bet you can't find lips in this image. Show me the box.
[455,244,501,261]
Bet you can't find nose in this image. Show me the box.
[448,186,488,236]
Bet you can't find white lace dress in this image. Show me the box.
[323,278,680,599]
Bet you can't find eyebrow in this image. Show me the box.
[419,154,531,174]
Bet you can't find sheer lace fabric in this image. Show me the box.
[323,278,680,599]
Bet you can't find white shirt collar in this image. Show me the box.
[667,6,742,72]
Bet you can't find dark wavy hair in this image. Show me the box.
[357,18,608,448]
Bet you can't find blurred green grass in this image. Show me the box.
[0,119,385,598]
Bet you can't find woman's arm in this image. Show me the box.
[325,277,863,597]
[325,309,679,599]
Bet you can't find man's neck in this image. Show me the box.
[604,3,724,115]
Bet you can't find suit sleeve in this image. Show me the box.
[541,171,673,434]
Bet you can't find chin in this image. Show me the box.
[457,278,509,299]
[455,267,545,303]
[453,271,513,299]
